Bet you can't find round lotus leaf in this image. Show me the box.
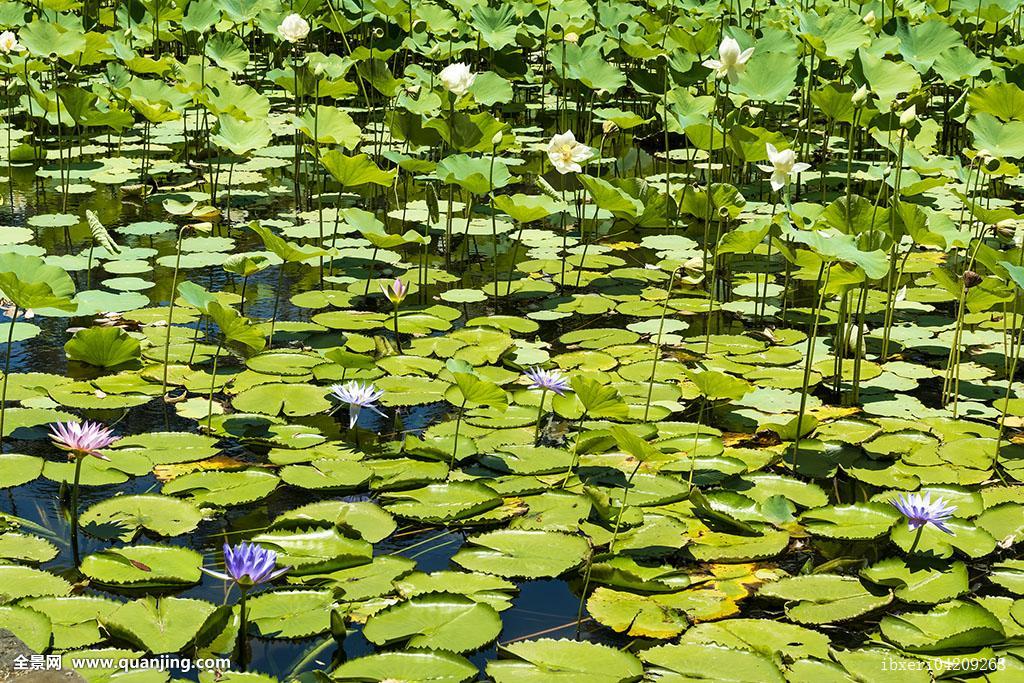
[363,593,502,652]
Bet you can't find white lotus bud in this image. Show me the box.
[852,85,868,106]
[900,105,917,128]
[863,10,876,26]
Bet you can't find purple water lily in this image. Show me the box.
[50,420,118,461]
[203,542,289,587]
[891,493,956,535]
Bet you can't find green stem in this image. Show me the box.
[793,262,830,466]
[70,453,83,567]
[534,388,548,444]
[0,306,17,450]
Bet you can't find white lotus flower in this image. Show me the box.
[0,31,24,55]
[438,63,475,96]
[278,14,310,44]
[702,37,754,84]
[547,130,593,174]
[757,143,810,191]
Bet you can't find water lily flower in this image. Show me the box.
[278,13,310,43]
[524,367,571,396]
[547,130,593,174]
[330,381,386,428]
[380,277,408,305]
[758,143,810,191]
[702,37,754,83]
[891,493,956,535]
[203,542,288,587]
[863,10,876,26]
[50,421,118,461]
[0,32,25,55]
[438,63,475,96]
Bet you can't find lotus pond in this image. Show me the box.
[3,0,1024,681]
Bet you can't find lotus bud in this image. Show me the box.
[602,120,618,135]
[563,32,579,43]
[882,166,893,178]
[995,219,1017,240]
[852,85,868,106]
[899,105,917,128]
[962,270,983,289]
[863,10,876,26]
[491,131,503,147]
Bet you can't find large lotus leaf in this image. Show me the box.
[640,642,784,683]
[231,383,332,417]
[383,482,503,523]
[246,349,330,376]
[0,533,58,563]
[800,503,900,540]
[272,499,396,543]
[861,557,969,605]
[204,31,248,73]
[395,571,516,612]
[758,575,892,624]
[64,326,141,368]
[211,114,271,155]
[333,650,477,683]
[991,560,1024,594]
[436,154,512,194]
[280,459,372,490]
[105,596,217,653]
[246,590,333,638]
[321,150,397,187]
[80,494,203,541]
[586,586,706,639]
[968,113,1024,159]
[681,618,832,661]
[296,106,361,147]
[20,596,120,650]
[249,223,328,263]
[161,469,279,507]
[0,453,43,488]
[0,605,51,653]
[487,638,643,683]
[688,528,790,562]
[879,600,1005,652]
[249,527,372,574]
[0,565,71,601]
[80,546,202,587]
[300,555,416,602]
[363,593,501,652]
[111,432,220,465]
[453,529,589,579]
[0,252,76,311]
[857,49,922,108]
